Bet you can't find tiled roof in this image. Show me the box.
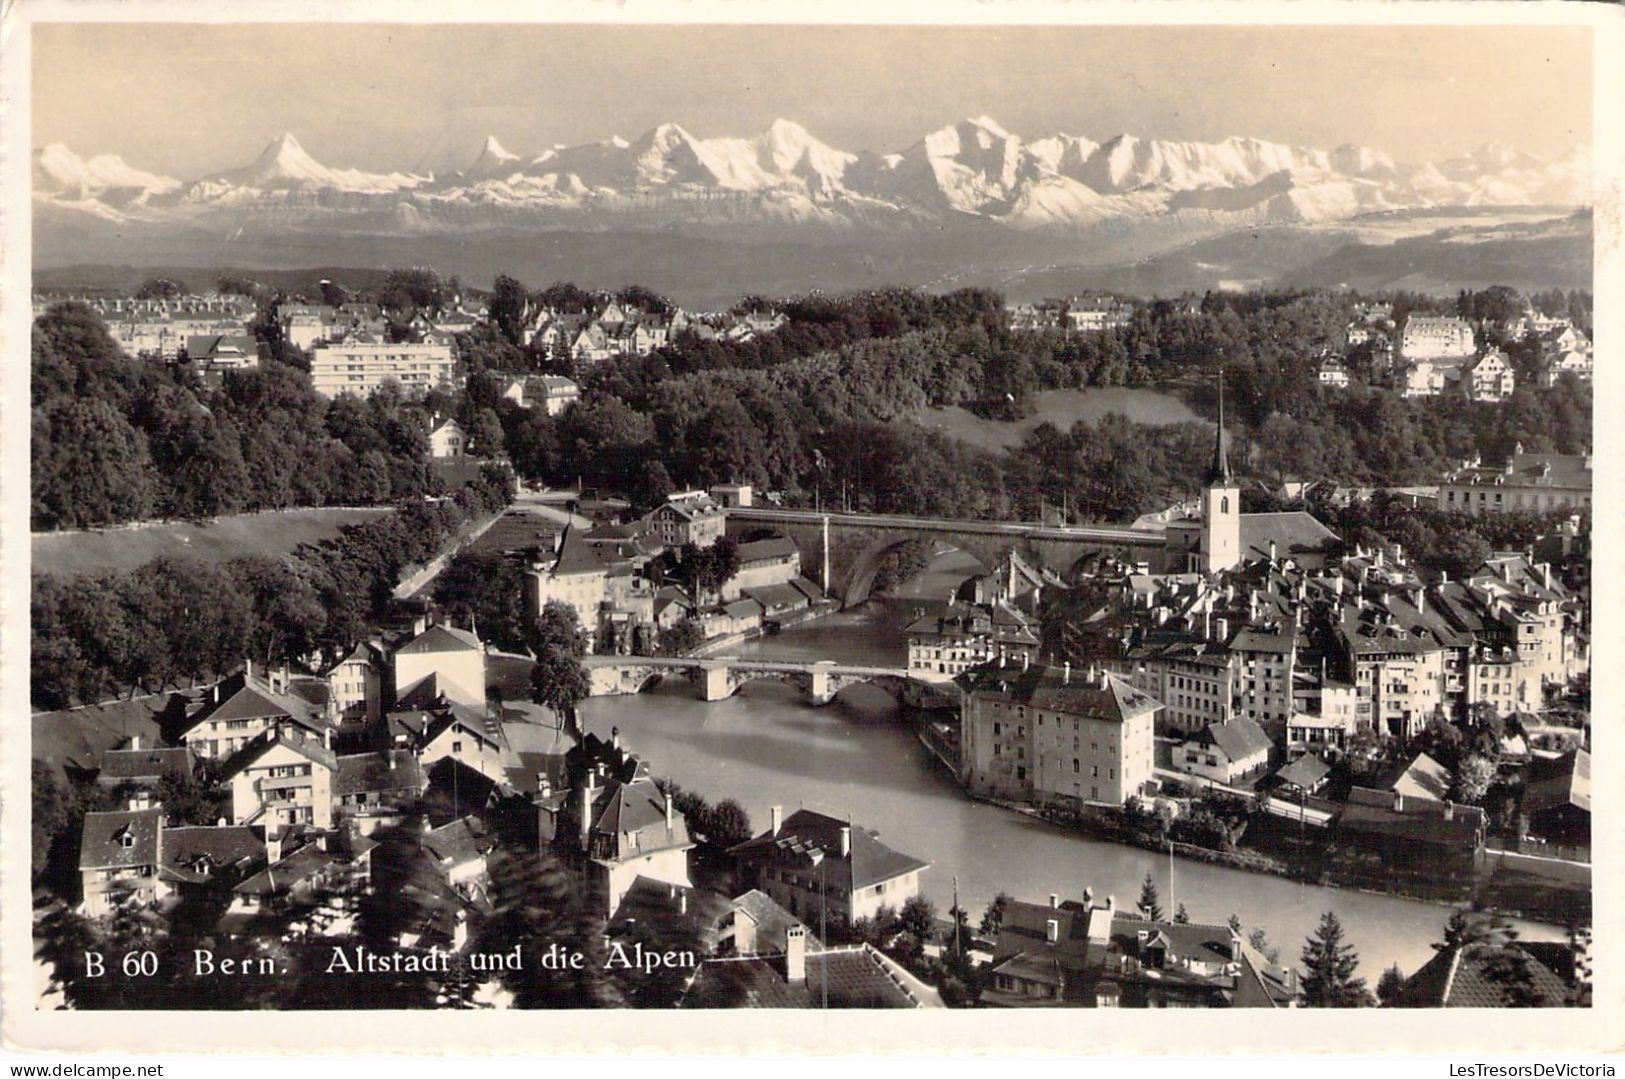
[393,623,482,655]
[1401,943,1572,1007]
[609,876,735,950]
[957,664,1161,723]
[333,751,426,797]
[182,670,325,737]
[422,816,494,868]
[1377,752,1450,802]
[220,729,337,780]
[1238,512,1339,562]
[682,945,938,1008]
[1274,754,1331,790]
[79,807,163,871]
[730,889,807,954]
[735,537,799,565]
[98,746,193,783]
[1188,716,1272,763]
[732,809,929,893]
[158,825,263,885]
[1340,787,1485,847]
[1524,748,1590,816]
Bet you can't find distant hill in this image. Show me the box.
[34,209,1591,308]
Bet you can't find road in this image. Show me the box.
[727,506,1166,547]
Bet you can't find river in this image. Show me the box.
[576,550,1561,975]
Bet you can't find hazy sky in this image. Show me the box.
[34,23,1592,179]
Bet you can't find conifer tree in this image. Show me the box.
[1300,911,1373,1007]
[1137,872,1164,922]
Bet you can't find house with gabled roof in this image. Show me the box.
[79,800,165,917]
[391,621,486,710]
[387,694,506,779]
[96,737,194,789]
[983,891,1297,1008]
[422,815,496,894]
[1522,747,1589,847]
[332,750,427,827]
[537,733,694,916]
[220,727,337,830]
[1176,715,1273,785]
[1397,940,1576,1007]
[157,824,265,898]
[683,925,943,1008]
[225,826,377,929]
[641,490,726,550]
[178,662,328,762]
[730,807,929,928]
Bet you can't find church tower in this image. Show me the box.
[1200,375,1241,574]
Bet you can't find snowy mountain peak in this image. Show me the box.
[38,118,1591,236]
[33,143,179,198]
[465,135,522,180]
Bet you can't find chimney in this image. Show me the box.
[785,925,807,983]
[1439,570,1448,586]
[537,775,551,798]
[1049,893,1060,909]
[1046,919,1060,944]
[322,727,332,751]
[838,826,852,857]
[1268,540,1278,563]
[266,830,283,865]
[1443,801,1455,822]
[1083,887,1094,906]
[1542,564,1553,590]
[1106,895,1116,914]
[128,793,151,812]
[245,658,254,683]
[611,726,621,751]
[1022,653,1030,671]
[129,734,141,751]
[679,892,688,916]
[665,790,675,830]
[770,805,783,836]
[1392,792,1404,813]
[1063,661,1071,684]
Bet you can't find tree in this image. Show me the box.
[700,799,753,848]
[1173,903,1191,925]
[980,893,1012,937]
[489,274,531,346]
[1451,754,1496,806]
[897,894,937,962]
[1300,911,1373,1007]
[1227,913,1243,934]
[528,600,590,720]
[1137,872,1164,922]
[434,551,529,653]
[32,761,73,879]
[135,277,186,300]
[1376,963,1406,1007]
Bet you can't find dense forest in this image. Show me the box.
[32,303,452,530]
[35,278,1593,534]
[31,471,511,710]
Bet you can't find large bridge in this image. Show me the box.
[583,654,955,706]
[725,506,1166,605]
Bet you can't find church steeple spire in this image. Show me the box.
[1205,370,1233,486]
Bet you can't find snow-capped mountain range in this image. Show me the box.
[33,117,1591,236]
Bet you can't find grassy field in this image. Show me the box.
[908,387,1203,452]
[32,506,390,578]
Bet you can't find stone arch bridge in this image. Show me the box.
[725,507,1166,606]
[582,654,955,707]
